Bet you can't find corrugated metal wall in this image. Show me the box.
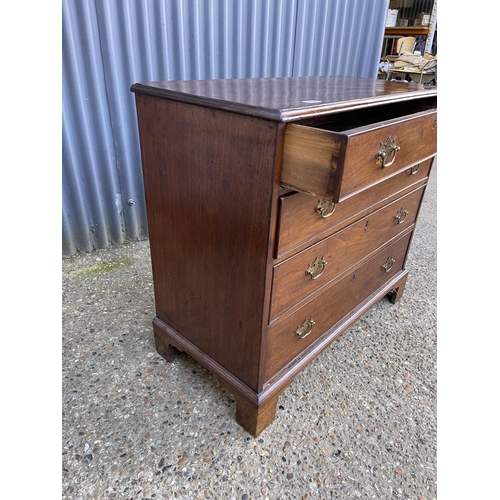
[62,0,389,257]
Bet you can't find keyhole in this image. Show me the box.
[351,273,356,282]
[364,220,370,231]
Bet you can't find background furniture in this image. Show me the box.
[389,36,416,61]
[385,26,430,36]
[387,53,437,83]
[380,35,402,60]
[380,35,416,62]
[379,35,417,78]
[131,75,437,436]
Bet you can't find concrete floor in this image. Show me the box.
[62,166,436,500]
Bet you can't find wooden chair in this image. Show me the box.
[379,36,417,79]
[385,36,416,62]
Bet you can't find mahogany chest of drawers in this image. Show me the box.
[131,75,437,436]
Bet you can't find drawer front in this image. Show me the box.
[265,231,413,381]
[281,109,436,202]
[270,185,424,322]
[276,157,433,258]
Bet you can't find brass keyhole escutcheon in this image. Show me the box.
[408,163,420,175]
[315,199,336,219]
[395,207,409,224]
[296,317,315,339]
[382,256,396,273]
[305,255,328,280]
[376,136,400,168]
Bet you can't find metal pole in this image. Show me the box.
[425,0,438,54]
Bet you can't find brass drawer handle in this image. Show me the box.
[296,317,315,339]
[382,256,396,273]
[305,255,328,280]
[395,207,409,224]
[377,136,400,168]
[315,199,336,219]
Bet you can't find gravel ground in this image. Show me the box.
[62,167,436,500]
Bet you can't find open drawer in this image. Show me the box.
[281,107,437,202]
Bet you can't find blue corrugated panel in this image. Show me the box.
[63,0,126,255]
[62,0,388,257]
[294,0,388,78]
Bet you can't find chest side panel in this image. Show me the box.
[135,94,279,392]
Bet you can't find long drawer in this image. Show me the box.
[270,185,424,322]
[265,230,413,381]
[276,157,433,258]
[281,108,436,202]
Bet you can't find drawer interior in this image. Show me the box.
[298,97,437,130]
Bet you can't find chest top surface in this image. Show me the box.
[130,75,437,122]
